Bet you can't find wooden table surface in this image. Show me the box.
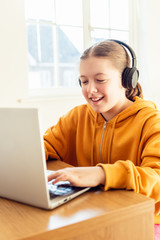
[0,160,155,240]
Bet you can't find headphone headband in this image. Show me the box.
[108,39,137,68]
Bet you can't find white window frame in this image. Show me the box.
[26,0,138,100]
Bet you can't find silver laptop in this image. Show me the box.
[0,107,90,209]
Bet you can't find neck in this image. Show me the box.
[102,98,133,121]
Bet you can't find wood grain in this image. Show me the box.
[0,160,155,240]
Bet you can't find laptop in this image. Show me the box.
[0,107,90,209]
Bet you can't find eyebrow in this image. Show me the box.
[80,73,107,78]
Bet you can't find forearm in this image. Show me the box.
[48,166,106,187]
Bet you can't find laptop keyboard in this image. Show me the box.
[48,182,73,197]
[47,170,86,199]
[48,182,84,199]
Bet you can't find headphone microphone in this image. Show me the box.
[79,39,139,89]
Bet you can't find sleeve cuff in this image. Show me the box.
[97,162,129,191]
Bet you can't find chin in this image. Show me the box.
[91,106,103,113]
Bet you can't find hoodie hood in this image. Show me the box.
[87,96,157,125]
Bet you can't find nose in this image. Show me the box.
[87,81,98,94]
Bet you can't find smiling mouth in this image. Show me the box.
[90,97,104,102]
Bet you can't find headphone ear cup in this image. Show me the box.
[122,67,139,89]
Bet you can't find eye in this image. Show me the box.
[81,80,88,85]
[96,79,105,83]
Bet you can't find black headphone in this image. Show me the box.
[79,39,139,89]
[110,39,139,89]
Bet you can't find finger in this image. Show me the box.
[52,174,68,184]
[48,173,56,182]
[48,171,70,183]
[48,171,62,182]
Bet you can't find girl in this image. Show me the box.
[44,40,160,225]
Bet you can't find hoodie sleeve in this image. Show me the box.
[43,108,77,162]
[98,116,160,215]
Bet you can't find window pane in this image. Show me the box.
[58,26,83,61]
[91,28,129,44]
[90,0,109,28]
[59,65,79,87]
[27,24,55,89]
[91,29,110,44]
[40,25,54,63]
[25,0,55,21]
[27,24,39,63]
[110,30,129,43]
[56,0,83,26]
[28,66,54,88]
[110,0,129,30]
[57,26,83,87]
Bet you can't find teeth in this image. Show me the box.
[91,97,102,102]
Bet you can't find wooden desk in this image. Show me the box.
[0,160,155,240]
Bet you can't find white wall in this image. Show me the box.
[137,0,160,105]
[18,96,85,132]
[0,0,160,131]
[0,0,28,106]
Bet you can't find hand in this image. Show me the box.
[48,166,105,187]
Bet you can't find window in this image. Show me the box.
[25,0,131,97]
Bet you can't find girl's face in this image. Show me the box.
[79,57,132,121]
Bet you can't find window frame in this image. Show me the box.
[25,0,138,99]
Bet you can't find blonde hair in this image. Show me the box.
[80,40,143,100]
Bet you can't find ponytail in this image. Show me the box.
[125,82,143,100]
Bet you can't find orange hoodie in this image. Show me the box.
[44,97,160,223]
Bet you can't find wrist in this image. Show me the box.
[96,166,106,185]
